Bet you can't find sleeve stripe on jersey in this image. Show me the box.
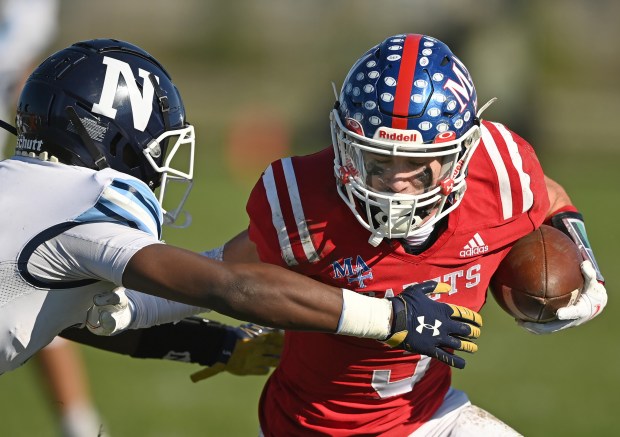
[281,158,320,263]
[101,184,160,237]
[95,203,140,229]
[262,165,298,266]
[111,179,162,229]
[481,124,513,219]
[493,123,534,213]
[481,123,535,219]
[74,180,161,238]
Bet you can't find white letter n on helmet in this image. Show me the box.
[92,56,157,132]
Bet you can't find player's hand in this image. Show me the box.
[86,287,133,336]
[518,261,607,334]
[383,281,482,369]
[190,324,284,382]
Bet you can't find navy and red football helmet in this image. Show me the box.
[331,34,483,246]
[15,39,194,225]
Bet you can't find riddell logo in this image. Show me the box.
[459,233,488,257]
[374,127,422,144]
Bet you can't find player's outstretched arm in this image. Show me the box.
[84,280,481,369]
[90,234,482,368]
[61,317,283,380]
[123,243,378,333]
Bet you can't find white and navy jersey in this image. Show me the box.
[0,156,163,374]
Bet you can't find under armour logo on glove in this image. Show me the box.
[383,281,483,369]
[416,317,442,336]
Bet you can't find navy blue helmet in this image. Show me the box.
[15,38,194,191]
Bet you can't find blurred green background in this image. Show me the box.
[1,0,619,435]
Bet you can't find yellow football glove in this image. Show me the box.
[191,324,284,382]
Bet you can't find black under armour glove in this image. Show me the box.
[384,281,482,369]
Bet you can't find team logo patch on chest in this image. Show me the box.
[332,256,373,288]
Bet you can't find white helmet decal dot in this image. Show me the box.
[384,77,397,86]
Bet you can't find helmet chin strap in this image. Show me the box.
[148,73,171,147]
[0,119,17,136]
[146,72,174,190]
[65,106,109,170]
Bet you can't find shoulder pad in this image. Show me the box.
[75,177,163,238]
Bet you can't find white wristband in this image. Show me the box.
[125,290,208,329]
[336,289,392,339]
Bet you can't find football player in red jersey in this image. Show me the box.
[225,34,606,435]
[84,34,606,435]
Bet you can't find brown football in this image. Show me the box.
[489,225,584,323]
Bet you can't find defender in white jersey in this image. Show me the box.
[0,39,483,376]
[0,157,163,373]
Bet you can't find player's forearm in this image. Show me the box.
[124,244,343,331]
[125,290,206,329]
[544,175,573,218]
[124,244,391,337]
[61,317,230,366]
[543,176,604,283]
[192,260,346,331]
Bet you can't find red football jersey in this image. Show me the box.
[247,121,549,436]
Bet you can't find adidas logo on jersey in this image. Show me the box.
[459,233,488,257]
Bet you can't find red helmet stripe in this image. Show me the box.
[392,34,421,129]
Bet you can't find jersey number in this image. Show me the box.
[371,356,431,398]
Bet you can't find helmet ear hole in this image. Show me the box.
[109,133,122,157]
[122,143,141,169]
